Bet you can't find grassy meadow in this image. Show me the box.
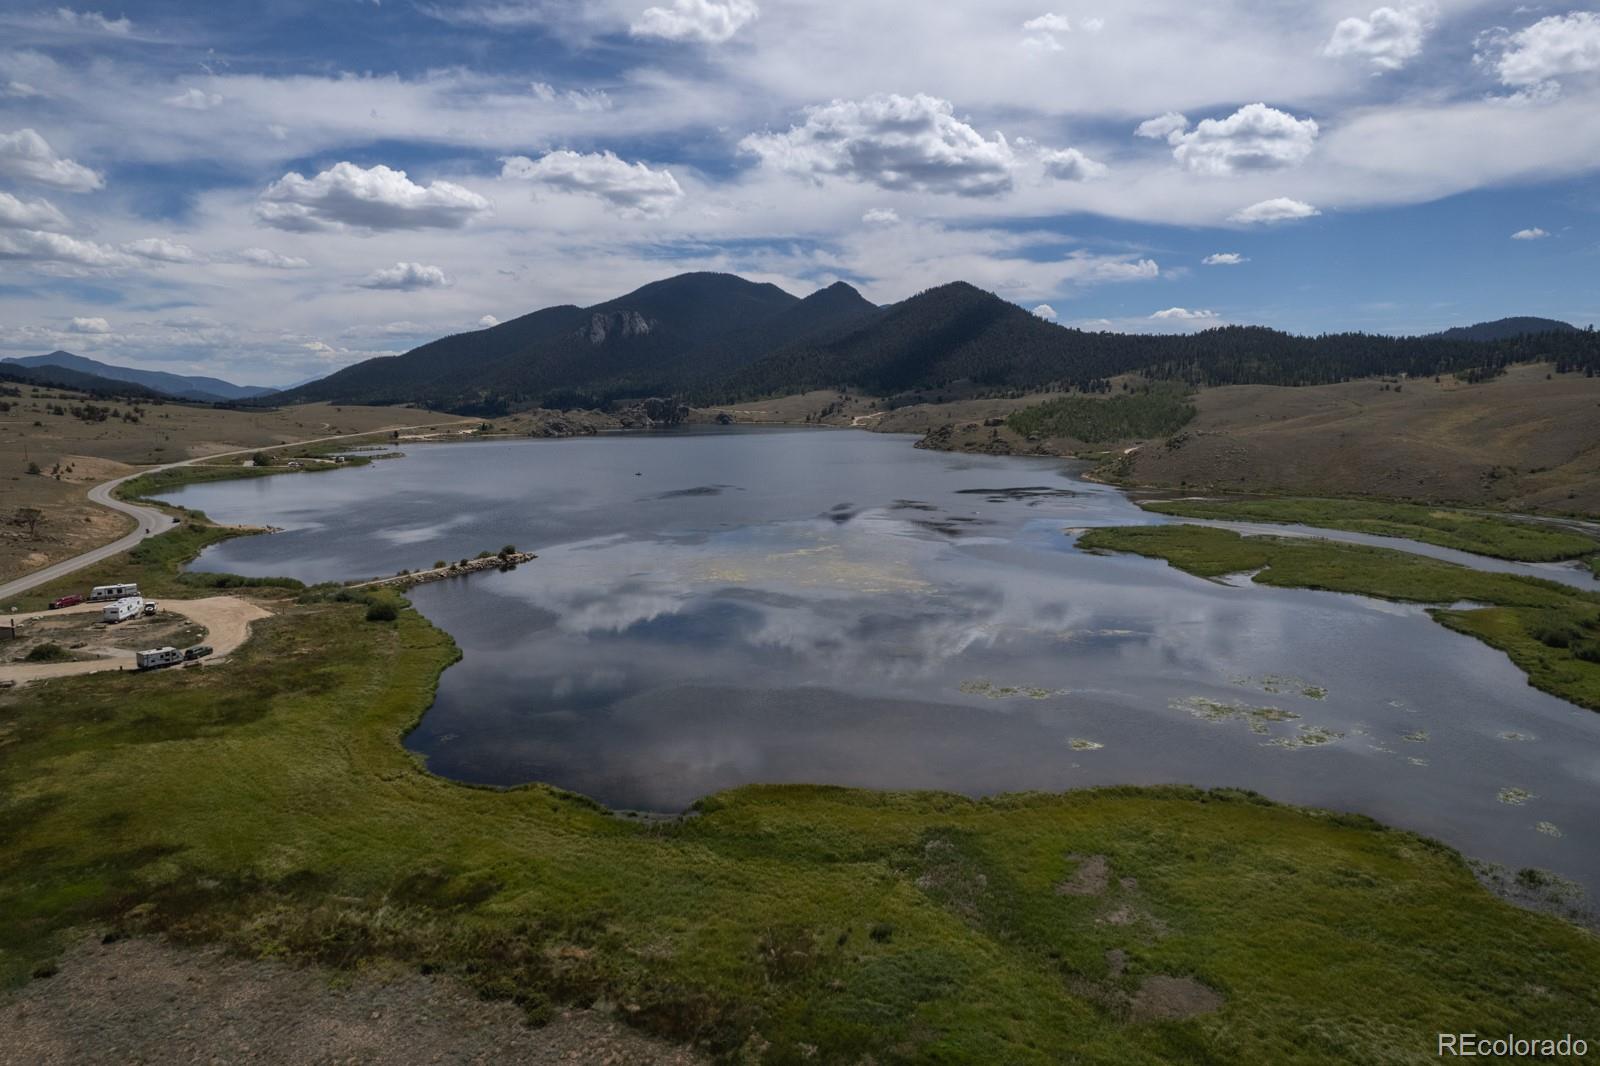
[0,512,1597,1061]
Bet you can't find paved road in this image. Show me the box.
[0,420,476,607]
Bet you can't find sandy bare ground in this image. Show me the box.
[1,937,706,1066]
[0,596,270,687]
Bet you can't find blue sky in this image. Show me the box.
[0,0,1597,385]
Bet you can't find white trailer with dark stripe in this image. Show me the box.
[136,647,183,670]
[102,597,144,623]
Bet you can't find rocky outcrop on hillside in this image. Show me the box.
[581,311,653,344]
[615,397,690,428]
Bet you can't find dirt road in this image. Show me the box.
[0,596,271,687]
[0,419,477,606]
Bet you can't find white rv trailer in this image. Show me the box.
[89,583,140,602]
[102,597,144,623]
[136,647,183,670]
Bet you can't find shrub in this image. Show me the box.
[499,544,517,558]
[365,601,399,623]
[25,642,70,663]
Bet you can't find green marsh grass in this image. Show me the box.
[1139,496,1600,563]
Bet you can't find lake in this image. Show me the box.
[160,427,1600,894]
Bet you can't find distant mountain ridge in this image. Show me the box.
[4,351,279,402]
[1434,317,1577,342]
[0,360,166,399]
[272,273,1600,414]
[277,272,882,412]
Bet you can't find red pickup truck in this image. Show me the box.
[49,594,84,609]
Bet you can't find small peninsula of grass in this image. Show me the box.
[2,519,1599,1063]
[1078,524,1600,711]
[1138,496,1600,564]
[1006,387,1195,444]
[118,448,375,502]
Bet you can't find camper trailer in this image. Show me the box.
[89,583,140,602]
[136,647,183,670]
[102,597,144,623]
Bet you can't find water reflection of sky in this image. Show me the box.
[164,429,1600,896]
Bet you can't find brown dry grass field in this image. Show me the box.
[1117,364,1600,514]
[700,388,1075,433]
[0,385,454,584]
[799,364,1600,516]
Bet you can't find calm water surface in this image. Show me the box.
[161,428,1600,893]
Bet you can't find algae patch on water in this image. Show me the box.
[1498,787,1536,806]
[1171,696,1299,734]
[1264,725,1347,750]
[961,679,1060,700]
[1068,738,1104,751]
[1537,822,1564,838]
[1171,696,1349,751]
[1230,673,1329,700]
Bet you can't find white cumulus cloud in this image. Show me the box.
[124,237,205,263]
[1230,197,1321,223]
[1323,3,1435,72]
[500,150,684,216]
[0,128,104,192]
[1510,227,1549,240]
[238,247,311,269]
[1031,303,1058,320]
[478,314,500,327]
[167,88,223,111]
[1483,12,1600,90]
[1134,112,1189,140]
[256,162,491,232]
[740,93,1017,197]
[0,191,68,230]
[1203,252,1247,265]
[0,229,134,268]
[1169,104,1318,175]
[631,0,758,43]
[1022,12,1072,50]
[861,207,901,225]
[357,261,451,290]
[69,315,112,333]
[1039,147,1108,181]
[1150,307,1217,320]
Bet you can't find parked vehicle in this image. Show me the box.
[49,594,84,610]
[89,583,140,602]
[143,601,159,615]
[183,645,213,661]
[102,597,144,624]
[135,647,183,670]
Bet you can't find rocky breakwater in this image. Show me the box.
[352,550,537,592]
